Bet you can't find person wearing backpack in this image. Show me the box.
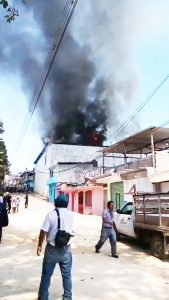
[37,194,74,300]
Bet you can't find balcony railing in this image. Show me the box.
[115,156,153,171]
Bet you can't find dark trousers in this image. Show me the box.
[7,203,11,213]
[96,227,117,255]
[0,226,2,242]
[25,201,28,208]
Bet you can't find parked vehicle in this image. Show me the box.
[114,192,169,259]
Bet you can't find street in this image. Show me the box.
[0,194,169,300]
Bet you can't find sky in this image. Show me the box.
[1,1,169,173]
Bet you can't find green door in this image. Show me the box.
[110,182,124,210]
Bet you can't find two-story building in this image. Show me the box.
[34,143,114,202]
[92,127,169,209]
[20,169,35,192]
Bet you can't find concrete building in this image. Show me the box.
[93,127,169,209]
[58,183,104,216]
[34,127,169,215]
[34,143,113,200]
[20,169,35,192]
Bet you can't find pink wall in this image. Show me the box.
[92,187,104,216]
[61,186,104,216]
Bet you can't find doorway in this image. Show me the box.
[78,191,84,214]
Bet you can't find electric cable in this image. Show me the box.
[15,0,74,153]
[14,0,79,155]
[108,74,169,144]
[37,117,169,176]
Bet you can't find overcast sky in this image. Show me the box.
[1,1,169,173]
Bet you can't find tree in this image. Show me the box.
[0,0,20,23]
[0,123,9,188]
[0,121,4,134]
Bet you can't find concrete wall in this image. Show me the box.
[65,187,104,216]
[50,144,103,163]
[53,163,102,185]
[124,173,154,194]
[34,143,115,198]
[156,152,169,171]
[74,192,79,213]
[92,188,104,216]
[34,145,52,198]
[160,182,169,193]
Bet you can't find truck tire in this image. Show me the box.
[150,234,164,259]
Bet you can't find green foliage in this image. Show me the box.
[0,139,9,181]
[0,121,4,134]
[0,0,21,22]
[0,0,8,9]
[5,6,19,23]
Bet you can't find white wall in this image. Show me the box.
[124,175,154,194]
[50,144,103,164]
[156,152,169,171]
[34,143,115,197]
[52,163,102,185]
[160,182,169,193]
[34,145,52,198]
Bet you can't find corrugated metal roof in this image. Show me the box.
[103,127,169,154]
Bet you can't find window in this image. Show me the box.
[85,191,92,207]
[120,203,133,215]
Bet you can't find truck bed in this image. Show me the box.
[134,221,169,235]
[135,214,169,227]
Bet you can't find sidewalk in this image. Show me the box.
[0,194,169,300]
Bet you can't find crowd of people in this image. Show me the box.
[0,192,29,243]
[4,193,29,214]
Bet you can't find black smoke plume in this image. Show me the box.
[28,1,108,146]
[0,0,145,145]
[43,34,108,145]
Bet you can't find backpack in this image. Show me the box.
[54,209,73,248]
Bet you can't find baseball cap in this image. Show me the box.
[55,194,69,204]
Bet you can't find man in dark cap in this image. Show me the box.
[37,194,74,300]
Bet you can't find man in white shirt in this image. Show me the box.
[16,197,20,213]
[37,194,74,300]
[95,201,118,258]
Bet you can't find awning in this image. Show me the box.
[102,127,169,154]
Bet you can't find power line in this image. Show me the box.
[108,74,169,144]
[15,1,72,154]
[15,0,79,155]
[41,118,169,176]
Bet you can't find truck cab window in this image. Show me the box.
[120,203,133,215]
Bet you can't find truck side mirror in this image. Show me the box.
[116,209,121,214]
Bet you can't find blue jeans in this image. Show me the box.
[95,227,117,255]
[38,243,72,300]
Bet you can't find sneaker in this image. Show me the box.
[95,246,100,253]
[112,254,119,258]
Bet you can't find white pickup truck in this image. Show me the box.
[113,192,169,259]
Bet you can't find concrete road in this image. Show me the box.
[0,194,169,300]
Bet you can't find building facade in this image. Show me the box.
[34,143,113,199]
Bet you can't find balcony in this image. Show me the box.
[115,156,153,172]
